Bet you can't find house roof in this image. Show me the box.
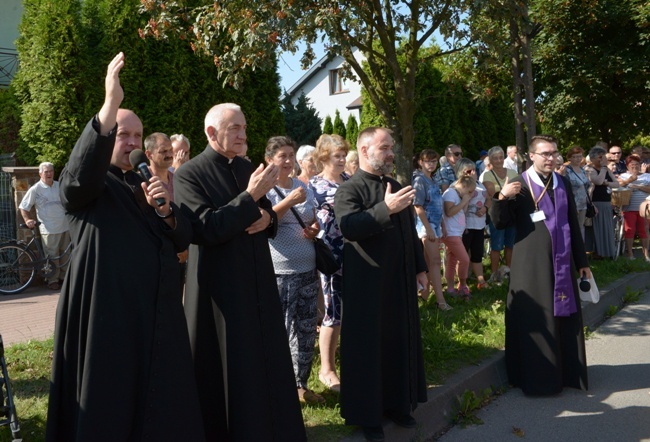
[346,96,362,110]
[285,52,335,97]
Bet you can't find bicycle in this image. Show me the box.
[611,188,631,260]
[0,222,73,295]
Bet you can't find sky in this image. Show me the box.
[276,44,327,92]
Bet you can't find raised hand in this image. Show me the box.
[287,186,307,206]
[499,177,521,199]
[246,164,280,201]
[384,182,416,215]
[98,52,126,135]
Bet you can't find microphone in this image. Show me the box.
[579,272,591,292]
[129,149,166,207]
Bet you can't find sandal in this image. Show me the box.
[318,372,341,393]
[299,389,325,404]
[438,303,453,311]
[476,281,489,290]
[458,285,471,301]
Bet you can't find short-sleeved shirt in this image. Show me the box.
[480,168,518,195]
[434,162,457,188]
[266,179,317,274]
[566,166,590,211]
[19,180,68,234]
[619,173,650,212]
[466,181,488,230]
[442,187,466,237]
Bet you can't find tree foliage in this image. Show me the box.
[13,0,86,169]
[346,114,359,149]
[140,0,478,182]
[322,115,333,135]
[360,46,514,160]
[12,0,283,170]
[281,92,322,146]
[533,0,650,147]
[0,87,22,156]
[332,110,346,139]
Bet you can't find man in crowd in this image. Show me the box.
[170,133,190,171]
[608,145,626,175]
[491,134,591,397]
[334,127,428,441]
[145,132,175,197]
[174,103,306,440]
[475,149,488,176]
[145,132,189,287]
[19,162,70,290]
[504,145,519,172]
[436,143,462,191]
[46,52,204,441]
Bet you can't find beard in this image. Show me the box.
[368,154,394,175]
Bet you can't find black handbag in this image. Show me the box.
[273,186,341,276]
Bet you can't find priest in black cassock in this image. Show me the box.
[334,127,428,441]
[174,103,306,441]
[491,135,591,396]
[47,53,204,441]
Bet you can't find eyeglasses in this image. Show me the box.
[452,152,462,157]
[533,151,560,159]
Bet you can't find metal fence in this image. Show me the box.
[0,170,15,242]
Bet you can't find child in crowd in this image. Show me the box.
[442,175,476,300]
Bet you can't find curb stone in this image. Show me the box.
[341,270,650,442]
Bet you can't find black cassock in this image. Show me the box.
[47,117,204,441]
[490,173,589,396]
[334,169,428,427]
[174,147,306,441]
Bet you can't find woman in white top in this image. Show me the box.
[617,155,650,261]
[456,159,490,289]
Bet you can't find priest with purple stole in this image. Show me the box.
[490,135,591,396]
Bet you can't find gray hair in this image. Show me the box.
[144,132,170,152]
[39,162,54,173]
[487,146,504,160]
[296,145,315,162]
[589,146,607,158]
[170,134,190,149]
[204,103,242,139]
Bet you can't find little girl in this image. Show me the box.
[442,175,476,300]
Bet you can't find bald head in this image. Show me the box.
[112,109,143,170]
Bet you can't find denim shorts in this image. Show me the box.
[488,221,515,251]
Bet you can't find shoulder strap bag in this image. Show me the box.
[274,185,341,276]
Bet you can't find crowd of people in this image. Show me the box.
[35,53,650,442]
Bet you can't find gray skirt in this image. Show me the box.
[591,200,616,257]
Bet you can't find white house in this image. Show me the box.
[285,49,364,129]
[0,0,21,88]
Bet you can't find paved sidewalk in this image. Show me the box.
[438,289,650,441]
[0,285,59,346]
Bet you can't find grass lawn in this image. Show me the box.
[1,256,648,442]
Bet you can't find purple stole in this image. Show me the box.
[523,170,577,317]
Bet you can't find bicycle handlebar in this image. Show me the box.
[19,222,41,229]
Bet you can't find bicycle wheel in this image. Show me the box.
[0,242,36,295]
[613,215,624,260]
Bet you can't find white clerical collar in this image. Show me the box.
[525,165,557,189]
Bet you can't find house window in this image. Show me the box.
[329,69,349,95]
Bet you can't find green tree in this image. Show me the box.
[140,0,478,182]
[322,116,333,135]
[332,110,346,139]
[0,87,22,156]
[281,92,322,146]
[533,0,650,147]
[346,115,359,149]
[13,0,86,170]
